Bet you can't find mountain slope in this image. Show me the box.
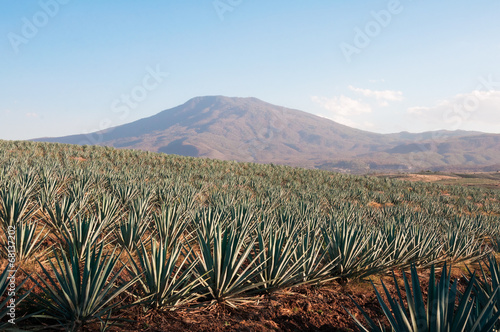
[35,96,500,172]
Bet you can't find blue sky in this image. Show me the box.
[1,0,500,140]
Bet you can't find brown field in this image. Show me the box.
[377,171,500,190]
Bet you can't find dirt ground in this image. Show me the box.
[399,174,457,182]
[9,248,478,331]
[117,268,469,332]
[377,172,500,190]
[50,267,468,332]
[116,282,389,332]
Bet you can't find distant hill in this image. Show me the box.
[34,96,500,173]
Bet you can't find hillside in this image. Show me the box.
[35,96,500,172]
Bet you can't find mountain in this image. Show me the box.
[34,96,500,173]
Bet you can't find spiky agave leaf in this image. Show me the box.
[32,244,140,332]
[43,195,79,233]
[114,212,149,251]
[466,255,500,331]
[444,228,486,263]
[191,219,266,307]
[254,224,305,292]
[126,238,202,309]
[0,181,38,231]
[0,265,36,329]
[346,264,500,332]
[294,224,339,284]
[60,216,110,261]
[3,219,49,263]
[153,203,189,252]
[321,220,388,281]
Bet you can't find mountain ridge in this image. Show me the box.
[34,96,500,173]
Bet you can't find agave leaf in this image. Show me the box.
[126,238,203,309]
[33,244,139,331]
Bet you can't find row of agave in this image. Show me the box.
[1,223,499,331]
[348,257,500,332]
[0,140,499,330]
[1,141,499,218]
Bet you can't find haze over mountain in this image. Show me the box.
[35,96,500,173]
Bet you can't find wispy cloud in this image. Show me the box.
[312,85,404,131]
[349,85,403,106]
[408,90,500,131]
[25,112,39,118]
[311,95,372,128]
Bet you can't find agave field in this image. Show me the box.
[1,140,500,331]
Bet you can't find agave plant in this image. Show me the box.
[192,219,265,307]
[0,182,38,231]
[126,238,202,309]
[444,228,486,263]
[129,195,152,221]
[466,255,500,330]
[346,264,500,332]
[2,219,49,263]
[114,212,149,251]
[15,168,40,196]
[60,216,109,261]
[93,194,123,232]
[0,265,35,329]
[1,138,500,330]
[404,224,444,268]
[113,182,139,205]
[38,167,67,207]
[33,244,139,332]
[192,207,226,244]
[67,172,94,204]
[321,220,387,281]
[43,195,80,232]
[66,182,92,213]
[153,204,189,252]
[294,225,338,283]
[254,224,305,292]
